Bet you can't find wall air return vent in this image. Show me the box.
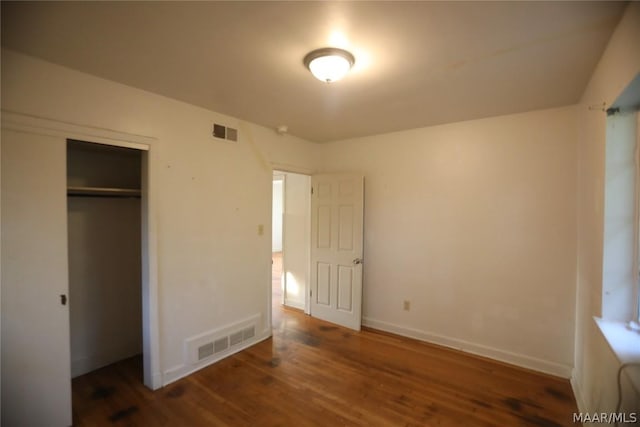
[197,343,214,361]
[213,337,229,354]
[212,123,238,142]
[243,326,255,340]
[229,331,244,346]
[185,315,260,365]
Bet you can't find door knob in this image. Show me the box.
[353,258,363,265]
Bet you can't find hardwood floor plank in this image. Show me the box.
[72,306,578,426]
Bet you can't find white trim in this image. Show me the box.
[304,175,312,316]
[635,110,640,324]
[362,317,573,378]
[141,149,162,390]
[151,372,163,390]
[270,162,315,176]
[280,174,287,307]
[184,313,261,365]
[283,299,305,311]
[594,317,640,367]
[162,332,271,386]
[1,110,155,149]
[0,108,3,423]
[571,375,588,426]
[272,169,313,316]
[272,174,285,309]
[1,110,162,391]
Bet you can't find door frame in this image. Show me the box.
[272,173,285,306]
[270,165,313,319]
[1,111,162,390]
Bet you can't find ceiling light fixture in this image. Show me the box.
[303,47,355,83]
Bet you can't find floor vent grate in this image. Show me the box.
[189,320,258,364]
[198,343,214,361]
[214,337,229,354]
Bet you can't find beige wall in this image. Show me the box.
[1,48,320,394]
[2,3,640,421]
[318,105,578,376]
[574,2,640,417]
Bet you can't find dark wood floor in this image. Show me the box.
[72,304,579,426]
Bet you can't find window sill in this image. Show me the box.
[594,317,640,395]
[594,317,640,364]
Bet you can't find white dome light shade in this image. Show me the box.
[308,56,351,82]
[304,48,355,83]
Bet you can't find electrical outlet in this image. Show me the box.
[258,224,264,236]
[403,300,410,311]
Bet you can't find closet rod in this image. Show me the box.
[67,186,142,198]
[67,193,141,199]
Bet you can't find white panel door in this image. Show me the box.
[1,130,72,426]
[310,174,364,330]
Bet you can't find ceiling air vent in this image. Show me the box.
[212,123,238,142]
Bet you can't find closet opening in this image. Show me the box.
[66,139,146,386]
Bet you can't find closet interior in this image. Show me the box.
[67,139,143,378]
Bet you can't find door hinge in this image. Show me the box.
[310,289,313,297]
[311,186,314,195]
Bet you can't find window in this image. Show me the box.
[602,110,639,325]
[635,110,640,327]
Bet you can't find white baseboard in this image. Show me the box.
[284,299,305,311]
[570,375,587,427]
[362,317,573,378]
[71,347,142,378]
[162,332,270,386]
[150,371,163,390]
[162,313,268,386]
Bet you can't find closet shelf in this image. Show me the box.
[67,186,141,198]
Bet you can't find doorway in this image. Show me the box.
[66,139,147,386]
[272,170,311,325]
[272,174,284,325]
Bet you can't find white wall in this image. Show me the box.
[3,4,639,420]
[574,2,640,417]
[272,177,283,252]
[282,171,311,311]
[0,47,319,410]
[318,105,578,376]
[68,197,143,376]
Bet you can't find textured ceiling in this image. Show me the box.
[1,1,627,142]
